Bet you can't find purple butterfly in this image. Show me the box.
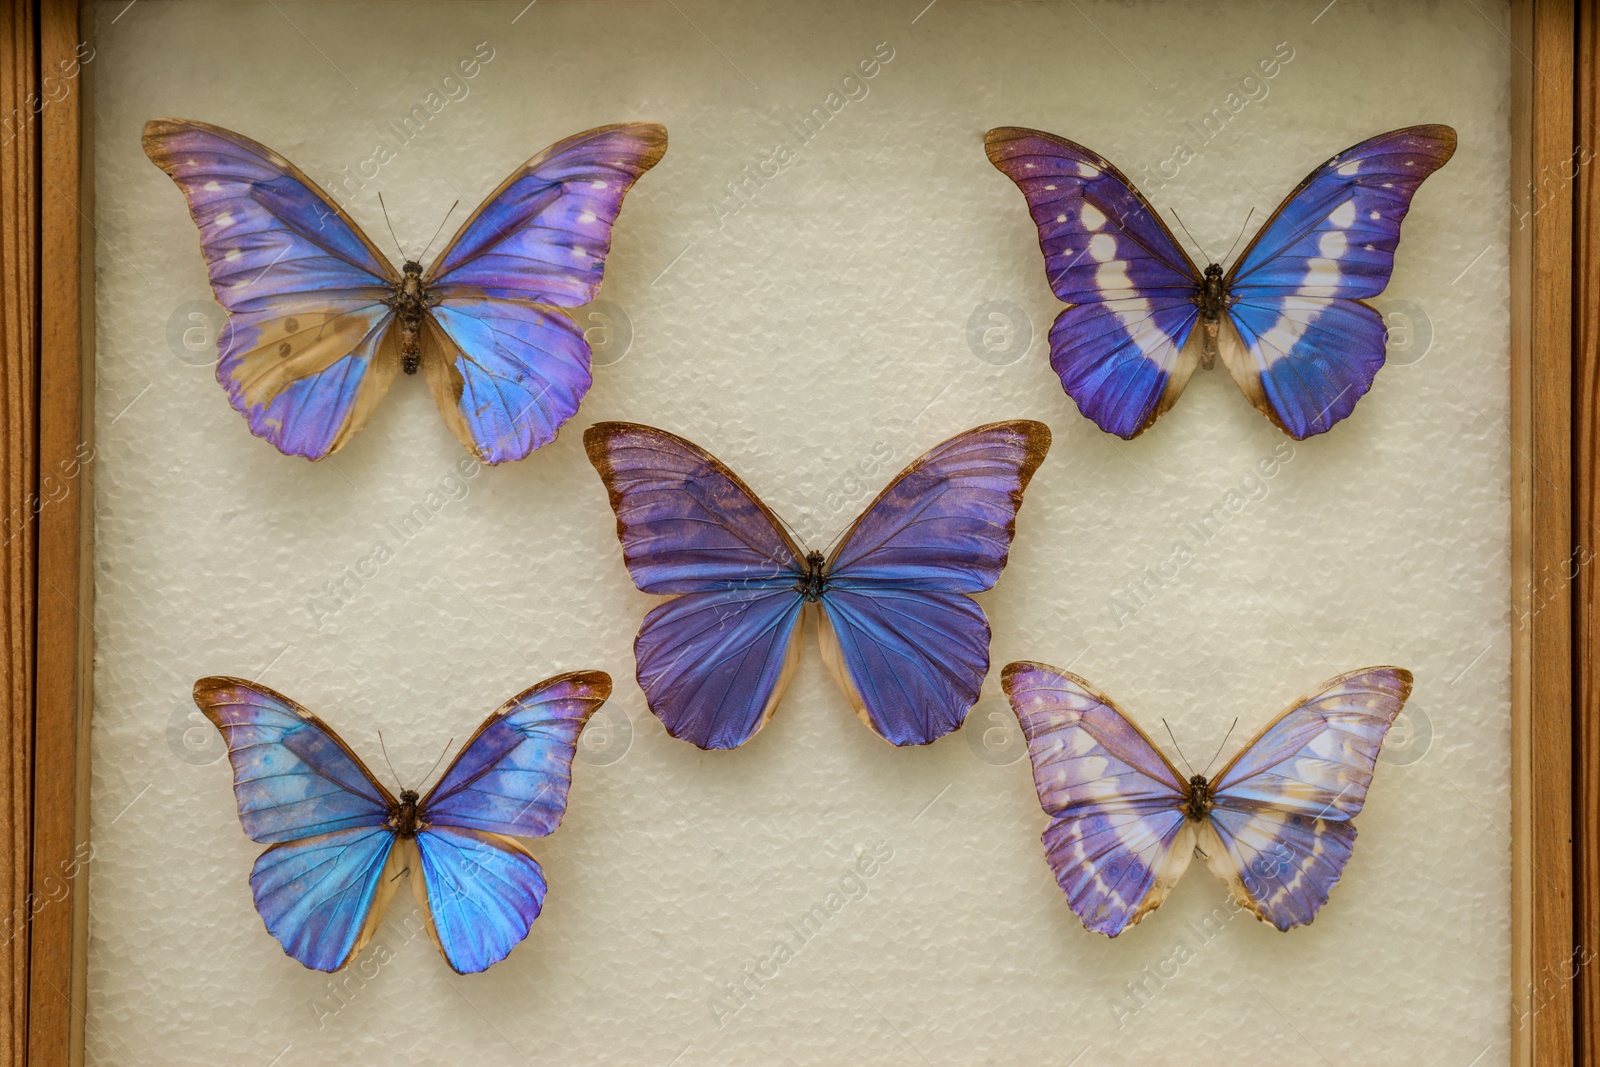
[585,421,1051,749]
[1002,662,1412,935]
[144,119,666,462]
[194,671,611,973]
[985,125,1456,439]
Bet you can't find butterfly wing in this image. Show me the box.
[420,124,667,464]
[422,671,612,837]
[1199,666,1413,930]
[1222,126,1456,438]
[1002,662,1195,936]
[815,421,1049,745]
[194,677,403,970]
[985,128,1203,438]
[585,422,808,749]
[143,119,402,460]
[407,829,548,974]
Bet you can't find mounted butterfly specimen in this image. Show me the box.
[144,119,666,462]
[586,421,1050,750]
[1002,662,1412,935]
[194,671,611,973]
[985,125,1455,440]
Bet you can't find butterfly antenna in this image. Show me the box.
[1220,208,1256,268]
[420,736,455,791]
[377,730,403,789]
[378,193,408,262]
[417,200,460,265]
[1201,718,1239,778]
[1168,209,1214,265]
[1162,718,1195,777]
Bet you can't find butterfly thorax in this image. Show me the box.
[1196,264,1228,369]
[390,788,424,838]
[1182,774,1215,821]
[392,261,430,375]
[796,550,829,602]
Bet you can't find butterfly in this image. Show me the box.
[585,421,1051,749]
[144,119,666,463]
[1001,661,1412,935]
[193,671,611,973]
[984,125,1456,440]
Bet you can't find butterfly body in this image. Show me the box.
[1003,662,1412,935]
[986,124,1455,439]
[391,260,431,374]
[195,671,612,973]
[145,119,666,462]
[587,420,1050,749]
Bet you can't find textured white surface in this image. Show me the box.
[88,1,1511,1063]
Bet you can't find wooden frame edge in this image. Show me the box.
[0,2,1585,1065]
[1511,1,1577,1064]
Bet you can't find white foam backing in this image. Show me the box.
[89,1,1511,1063]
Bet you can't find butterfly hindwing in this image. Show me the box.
[250,827,405,972]
[1002,662,1196,936]
[818,421,1050,744]
[985,128,1203,438]
[1223,125,1457,438]
[144,119,402,460]
[409,829,550,975]
[1201,666,1412,929]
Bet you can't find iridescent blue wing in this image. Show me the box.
[193,677,396,842]
[194,677,404,971]
[986,128,1203,438]
[1200,666,1412,930]
[422,671,611,837]
[250,827,404,972]
[585,422,808,749]
[410,829,547,975]
[817,422,1049,745]
[1002,662,1195,937]
[420,124,667,464]
[143,119,401,460]
[1222,126,1456,438]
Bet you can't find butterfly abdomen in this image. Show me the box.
[1197,264,1228,369]
[393,261,429,375]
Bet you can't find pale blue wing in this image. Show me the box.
[249,826,400,972]
[422,672,611,837]
[1002,662,1194,936]
[1201,666,1413,930]
[421,301,590,465]
[194,677,394,844]
[413,828,548,974]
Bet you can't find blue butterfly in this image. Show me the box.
[986,125,1456,439]
[145,120,666,463]
[194,672,611,973]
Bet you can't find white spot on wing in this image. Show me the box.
[1337,160,1361,177]
[1081,203,1107,231]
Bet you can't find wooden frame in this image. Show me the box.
[0,1,1587,1064]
